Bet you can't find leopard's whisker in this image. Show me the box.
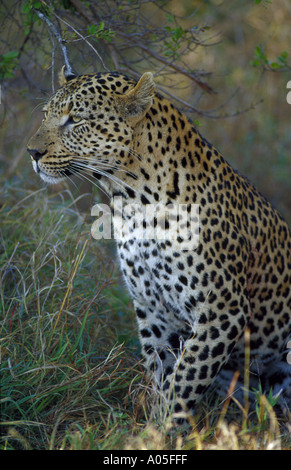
[67,166,110,197]
[71,161,136,193]
[70,164,128,196]
[72,157,134,175]
[58,170,79,190]
[67,151,139,173]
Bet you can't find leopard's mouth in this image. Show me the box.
[32,159,72,184]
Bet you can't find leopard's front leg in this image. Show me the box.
[133,300,189,389]
[134,290,250,421]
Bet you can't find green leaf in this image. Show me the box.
[98,21,105,32]
[251,59,261,67]
[278,51,288,65]
[0,50,19,79]
[270,62,281,70]
[4,51,19,60]
[21,3,31,14]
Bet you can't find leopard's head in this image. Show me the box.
[27,68,155,186]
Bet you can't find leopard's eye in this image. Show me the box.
[72,115,83,123]
[66,115,84,125]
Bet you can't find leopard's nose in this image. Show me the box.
[27,148,47,162]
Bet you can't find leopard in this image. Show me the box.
[27,68,291,421]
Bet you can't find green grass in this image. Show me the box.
[0,174,290,450]
[0,180,142,449]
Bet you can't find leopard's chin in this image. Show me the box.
[32,160,70,184]
[39,172,67,184]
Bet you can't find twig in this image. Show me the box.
[47,28,56,93]
[68,0,92,23]
[116,31,216,94]
[149,83,262,119]
[34,9,74,76]
[53,11,110,72]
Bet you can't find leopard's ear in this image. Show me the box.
[116,72,155,124]
[59,65,77,86]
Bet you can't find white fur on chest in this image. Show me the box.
[116,234,202,335]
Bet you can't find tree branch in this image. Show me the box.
[53,11,110,72]
[34,9,74,76]
[116,31,216,94]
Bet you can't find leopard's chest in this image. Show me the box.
[117,237,165,302]
[116,234,197,319]
[112,205,204,331]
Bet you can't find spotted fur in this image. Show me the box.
[28,70,291,418]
